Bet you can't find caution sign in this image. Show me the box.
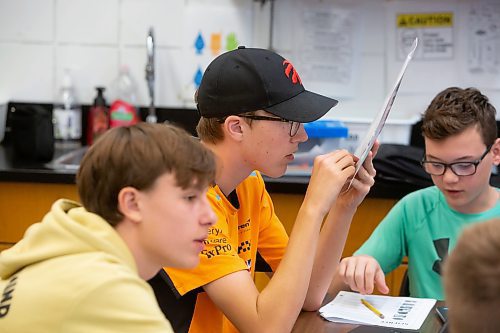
[396,12,454,60]
[397,13,453,28]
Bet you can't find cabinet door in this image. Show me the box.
[0,243,12,252]
[266,194,405,295]
[269,193,397,256]
[0,182,78,244]
[388,262,409,296]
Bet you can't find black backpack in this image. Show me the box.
[373,144,433,188]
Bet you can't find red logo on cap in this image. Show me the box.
[283,60,302,85]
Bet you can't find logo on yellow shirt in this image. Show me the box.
[201,244,233,259]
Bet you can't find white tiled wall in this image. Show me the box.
[0,43,54,101]
[0,0,261,107]
[0,0,498,130]
[56,0,119,45]
[120,0,184,47]
[0,0,53,43]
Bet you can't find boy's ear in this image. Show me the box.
[491,138,500,166]
[117,187,142,223]
[224,115,245,141]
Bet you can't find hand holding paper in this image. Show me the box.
[338,141,378,208]
[306,149,356,216]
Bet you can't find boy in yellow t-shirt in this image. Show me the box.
[149,46,378,333]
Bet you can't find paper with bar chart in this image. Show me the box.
[319,291,436,330]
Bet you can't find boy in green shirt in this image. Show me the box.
[336,87,500,299]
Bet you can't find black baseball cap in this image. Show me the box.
[196,46,338,123]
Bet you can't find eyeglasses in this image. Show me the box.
[237,115,301,137]
[421,146,491,176]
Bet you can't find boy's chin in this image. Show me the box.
[261,166,288,179]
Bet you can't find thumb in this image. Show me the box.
[374,268,389,294]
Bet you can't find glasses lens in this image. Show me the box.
[290,122,300,136]
[450,163,477,176]
[422,162,445,175]
[422,161,478,176]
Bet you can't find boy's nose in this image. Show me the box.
[201,197,217,226]
[442,166,460,182]
[293,124,308,143]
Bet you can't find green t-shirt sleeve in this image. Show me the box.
[355,198,409,274]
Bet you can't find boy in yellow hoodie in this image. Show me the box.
[0,123,217,332]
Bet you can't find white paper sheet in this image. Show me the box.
[319,291,436,331]
[346,37,417,191]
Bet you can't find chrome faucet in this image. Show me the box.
[145,27,157,123]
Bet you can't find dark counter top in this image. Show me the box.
[0,102,200,185]
[2,142,499,199]
[263,174,425,199]
[0,143,427,199]
[0,144,77,184]
[3,101,498,200]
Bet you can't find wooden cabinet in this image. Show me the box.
[0,182,404,295]
[260,193,405,296]
[0,182,78,247]
[270,193,396,258]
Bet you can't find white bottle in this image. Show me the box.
[53,69,82,148]
[109,65,140,128]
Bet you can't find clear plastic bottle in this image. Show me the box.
[109,65,140,128]
[52,69,82,148]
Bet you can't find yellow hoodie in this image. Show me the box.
[0,199,173,333]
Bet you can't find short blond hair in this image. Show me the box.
[196,112,257,144]
[443,218,500,333]
[196,117,225,144]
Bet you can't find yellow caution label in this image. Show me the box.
[397,13,453,28]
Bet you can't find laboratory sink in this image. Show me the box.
[45,146,88,171]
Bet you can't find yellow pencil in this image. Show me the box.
[361,298,385,319]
